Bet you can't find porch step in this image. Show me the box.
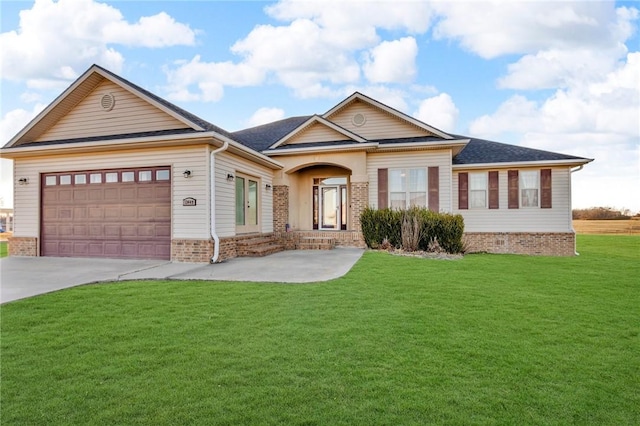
[297,237,336,250]
[236,235,284,257]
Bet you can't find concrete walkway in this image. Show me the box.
[0,248,365,304]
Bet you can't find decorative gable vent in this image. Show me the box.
[352,113,366,127]
[100,93,115,111]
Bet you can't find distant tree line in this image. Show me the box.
[572,207,636,220]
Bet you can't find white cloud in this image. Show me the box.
[246,108,286,128]
[165,56,264,102]
[363,37,418,84]
[432,2,636,59]
[413,93,459,133]
[469,52,640,211]
[0,0,196,88]
[164,0,435,101]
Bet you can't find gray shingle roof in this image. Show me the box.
[16,129,200,147]
[232,116,312,151]
[452,135,589,164]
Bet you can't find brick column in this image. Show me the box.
[349,182,368,232]
[273,185,289,235]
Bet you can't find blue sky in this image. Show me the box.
[1,0,639,211]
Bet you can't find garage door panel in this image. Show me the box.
[42,167,171,260]
[104,225,120,237]
[156,225,171,237]
[74,189,87,201]
[58,189,73,202]
[89,207,103,219]
[121,187,137,200]
[89,188,103,201]
[104,206,120,219]
[59,208,73,220]
[89,243,104,256]
[104,188,119,200]
[104,243,122,256]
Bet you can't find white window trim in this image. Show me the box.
[389,168,428,209]
[520,170,540,208]
[469,172,488,209]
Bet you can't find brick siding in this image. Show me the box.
[463,232,576,256]
[349,182,368,232]
[8,237,38,256]
[273,185,289,235]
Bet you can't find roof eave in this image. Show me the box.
[0,131,220,159]
[264,142,379,156]
[452,158,594,169]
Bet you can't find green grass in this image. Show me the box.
[0,241,7,258]
[1,235,638,425]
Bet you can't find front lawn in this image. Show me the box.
[1,235,638,425]
[0,241,7,258]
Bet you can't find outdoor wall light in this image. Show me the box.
[18,177,29,185]
[183,170,192,178]
[226,173,235,182]
[265,184,272,190]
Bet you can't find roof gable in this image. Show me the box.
[324,92,453,140]
[269,115,365,149]
[4,64,228,148]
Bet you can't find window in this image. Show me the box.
[469,173,487,208]
[59,175,71,185]
[121,171,135,182]
[74,174,86,184]
[139,171,152,182]
[520,170,539,207]
[90,173,102,184]
[105,172,118,183]
[45,176,57,186]
[156,170,170,180]
[389,168,427,209]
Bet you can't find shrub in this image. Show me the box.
[360,207,465,254]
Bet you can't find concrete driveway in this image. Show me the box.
[0,248,365,304]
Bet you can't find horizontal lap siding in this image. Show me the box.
[12,146,210,240]
[215,152,274,238]
[366,150,452,212]
[328,101,432,139]
[37,80,188,141]
[453,168,572,232]
[286,124,349,144]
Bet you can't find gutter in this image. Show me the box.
[210,141,229,263]
[570,164,586,256]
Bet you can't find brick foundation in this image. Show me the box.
[463,232,576,256]
[295,230,366,248]
[8,237,38,257]
[171,239,214,263]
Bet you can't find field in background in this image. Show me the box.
[573,219,640,235]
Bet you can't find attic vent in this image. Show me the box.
[100,93,115,111]
[352,113,366,127]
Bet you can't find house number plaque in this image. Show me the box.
[183,197,197,206]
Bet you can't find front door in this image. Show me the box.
[236,174,260,233]
[314,177,347,231]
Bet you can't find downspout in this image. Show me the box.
[210,141,229,263]
[570,165,584,256]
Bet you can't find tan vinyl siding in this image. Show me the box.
[216,151,274,238]
[284,123,352,145]
[11,146,210,240]
[453,168,573,232]
[37,80,189,142]
[367,150,452,212]
[329,100,432,139]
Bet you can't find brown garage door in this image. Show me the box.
[41,167,171,260]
